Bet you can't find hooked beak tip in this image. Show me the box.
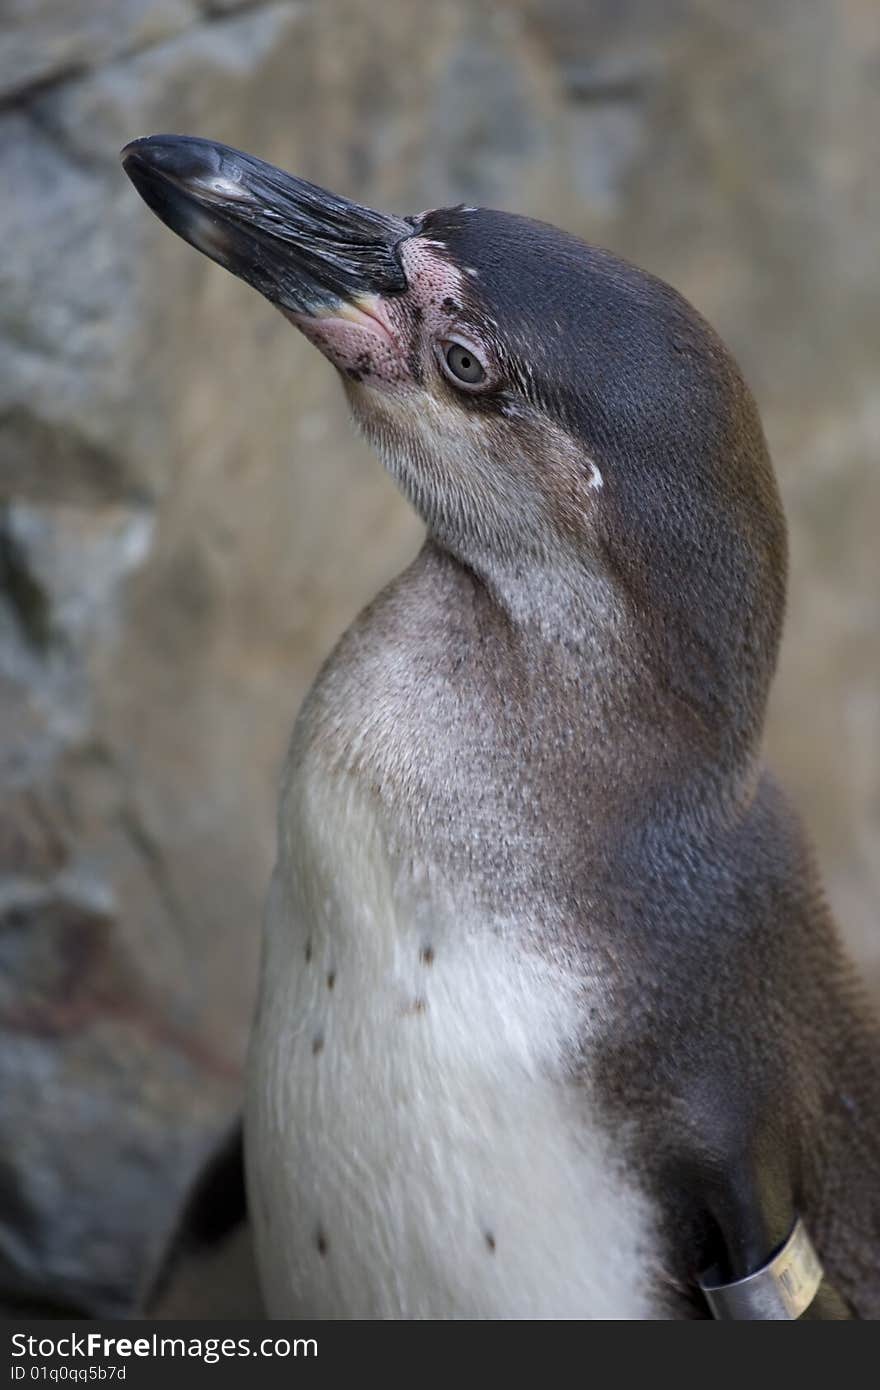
[121,134,411,314]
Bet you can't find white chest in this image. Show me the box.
[245,755,663,1319]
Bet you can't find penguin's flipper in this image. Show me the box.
[693,1166,855,1319]
[173,1119,247,1248]
[700,1229,854,1320]
[142,1119,256,1315]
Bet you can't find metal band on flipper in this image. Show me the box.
[700,1218,824,1319]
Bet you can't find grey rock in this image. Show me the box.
[0,1,198,102]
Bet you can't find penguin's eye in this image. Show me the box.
[438,340,487,389]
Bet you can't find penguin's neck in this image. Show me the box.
[459,542,620,649]
[426,536,761,833]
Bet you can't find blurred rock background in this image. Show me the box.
[0,0,877,1318]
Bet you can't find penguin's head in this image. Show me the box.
[122,136,787,763]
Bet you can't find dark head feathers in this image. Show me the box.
[419,206,788,765]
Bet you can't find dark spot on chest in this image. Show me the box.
[327,971,336,990]
[485,1231,496,1252]
[312,1034,324,1055]
[304,939,312,964]
[315,1227,328,1256]
[420,945,435,966]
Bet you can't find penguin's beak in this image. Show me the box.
[120,135,411,316]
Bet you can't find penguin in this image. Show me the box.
[122,135,880,1320]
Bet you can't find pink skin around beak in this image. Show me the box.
[285,240,480,395]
